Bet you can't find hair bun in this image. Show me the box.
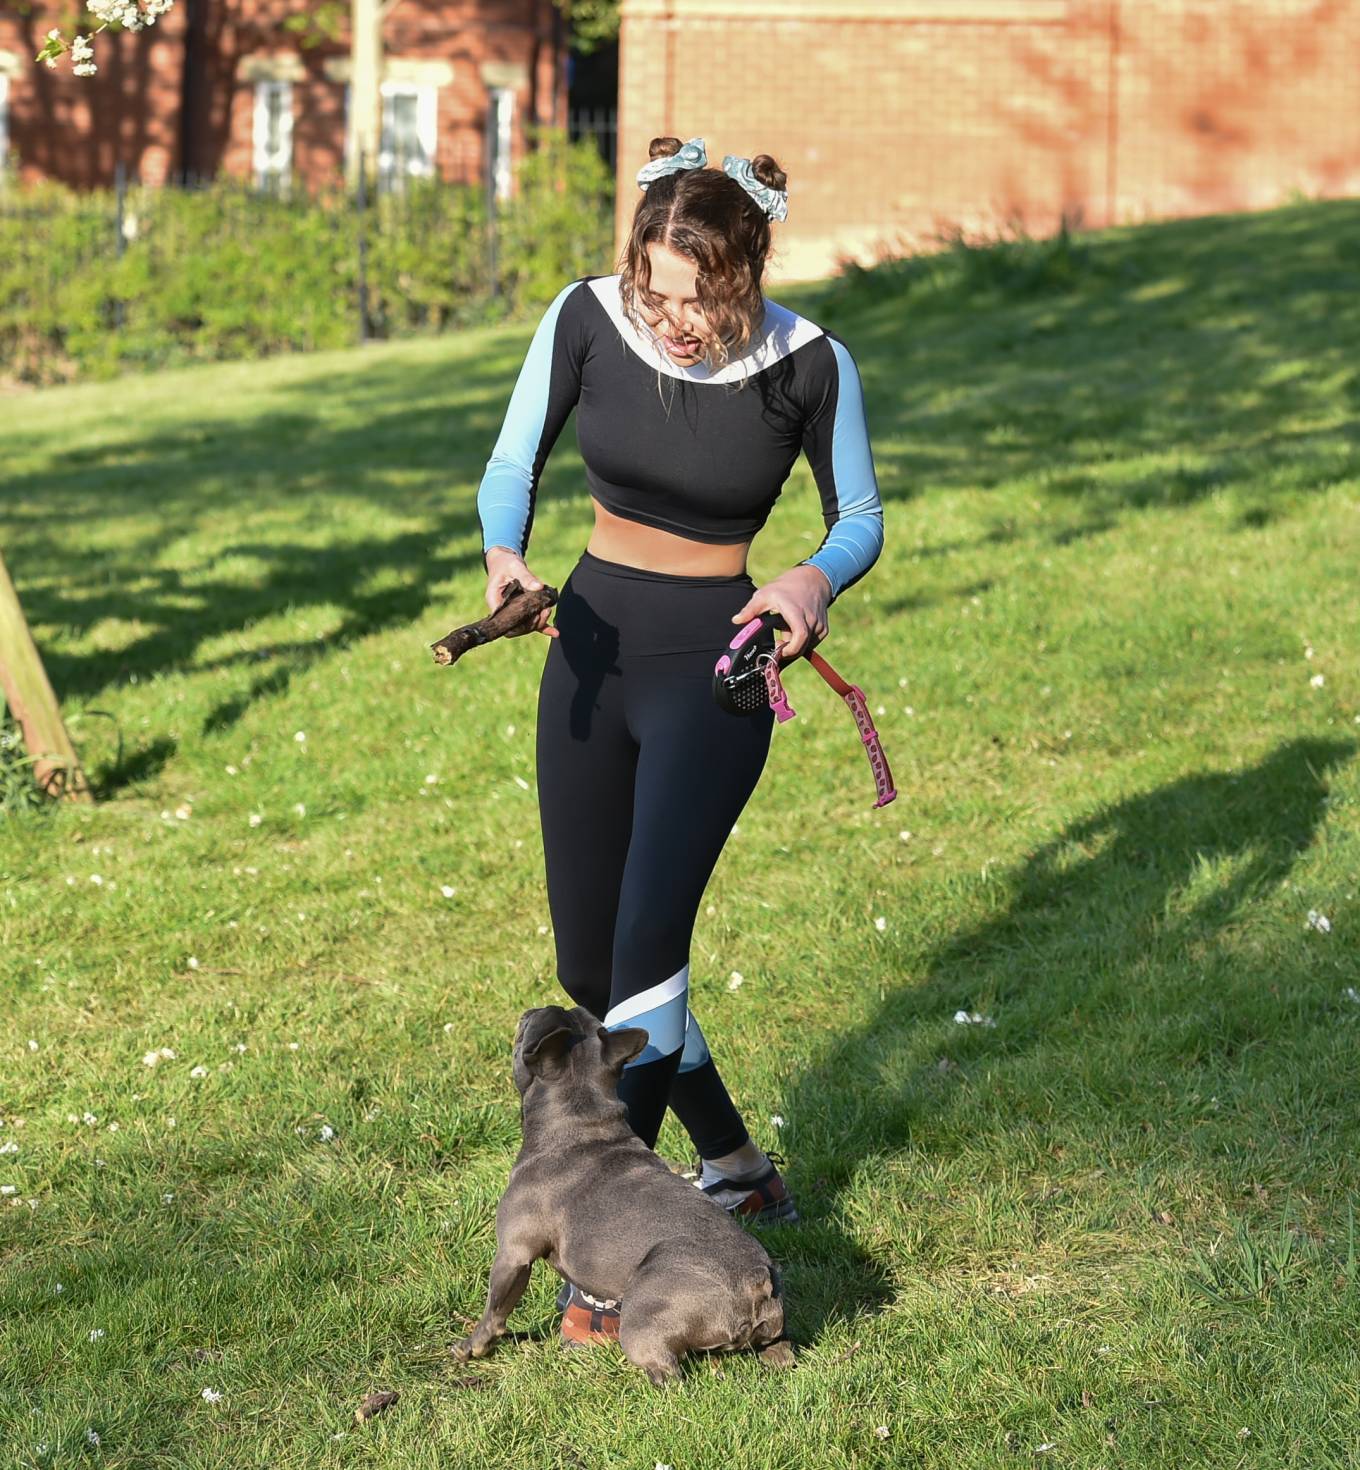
[648,136,684,161]
[750,154,788,193]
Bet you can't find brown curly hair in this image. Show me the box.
[617,136,788,381]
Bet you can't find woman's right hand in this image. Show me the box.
[485,546,558,639]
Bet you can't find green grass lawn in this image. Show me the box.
[2,198,1358,1469]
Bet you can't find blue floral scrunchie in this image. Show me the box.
[722,154,789,222]
[636,137,709,189]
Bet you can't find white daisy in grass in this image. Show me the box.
[248,813,263,828]
[190,1066,208,1079]
[0,1142,16,1155]
[727,972,744,992]
[175,805,192,820]
[874,916,887,931]
[1310,673,1325,688]
[187,957,199,970]
[1307,910,1332,933]
[0,1186,15,1196]
[440,885,456,899]
[1344,987,1359,1004]
[88,1329,104,1342]
[201,1387,222,1402]
[954,1009,996,1028]
[294,730,307,743]
[318,1124,335,1142]
[294,804,306,817]
[770,1114,785,1129]
[27,1040,38,1051]
[83,1113,97,1125]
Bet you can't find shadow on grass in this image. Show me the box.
[781,736,1355,1339]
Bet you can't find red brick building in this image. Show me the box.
[616,0,1360,282]
[0,0,568,191]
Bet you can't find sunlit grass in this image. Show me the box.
[2,198,1358,1468]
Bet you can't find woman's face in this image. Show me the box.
[638,241,710,364]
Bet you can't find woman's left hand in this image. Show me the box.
[730,565,832,663]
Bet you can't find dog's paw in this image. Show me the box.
[449,1336,477,1362]
[758,1339,797,1370]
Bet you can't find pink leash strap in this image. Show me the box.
[804,650,897,809]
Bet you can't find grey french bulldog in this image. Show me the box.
[451,1004,795,1385]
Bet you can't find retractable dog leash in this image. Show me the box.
[714,613,897,809]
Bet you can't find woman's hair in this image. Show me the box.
[617,136,788,378]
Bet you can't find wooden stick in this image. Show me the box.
[429,580,558,666]
[0,550,91,802]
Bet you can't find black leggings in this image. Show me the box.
[535,548,775,1157]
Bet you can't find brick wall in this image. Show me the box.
[616,0,1360,284]
[0,0,566,190]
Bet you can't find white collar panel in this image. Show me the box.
[585,273,825,384]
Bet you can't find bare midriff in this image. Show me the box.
[585,496,752,577]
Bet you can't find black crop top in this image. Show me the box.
[475,273,884,601]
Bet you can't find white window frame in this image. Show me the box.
[252,79,294,192]
[488,86,515,201]
[378,80,437,190]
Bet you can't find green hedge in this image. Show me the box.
[0,126,616,386]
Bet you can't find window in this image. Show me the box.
[378,81,436,191]
[488,87,515,201]
[252,79,293,193]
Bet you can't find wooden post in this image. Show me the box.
[0,550,92,802]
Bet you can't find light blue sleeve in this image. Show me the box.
[476,278,586,565]
[798,335,885,602]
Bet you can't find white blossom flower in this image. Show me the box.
[233,1042,247,1053]
[0,1142,16,1155]
[163,1192,174,1203]
[175,805,191,821]
[0,1185,15,1195]
[187,956,199,970]
[874,916,887,931]
[875,1426,890,1439]
[770,1114,785,1128]
[293,803,306,817]
[294,730,306,743]
[189,1065,208,1079]
[1310,673,1325,688]
[248,813,262,828]
[143,1047,176,1066]
[424,773,438,785]
[90,873,103,886]
[443,1022,455,1033]
[201,1387,222,1403]
[88,1328,104,1341]
[287,1042,299,1051]
[727,972,744,991]
[1343,987,1359,1005]
[318,1124,335,1142]
[1307,910,1332,934]
[225,764,238,776]
[953,1009,996,1027]
[440,885,456,899]
[83,1112,97,1125]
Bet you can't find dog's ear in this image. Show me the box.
[521,1014,573,1073]
[598,1026,649,1072]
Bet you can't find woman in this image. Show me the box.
[476,136,884,1344]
